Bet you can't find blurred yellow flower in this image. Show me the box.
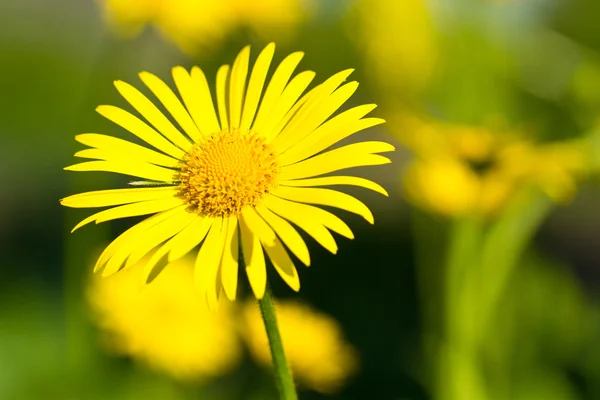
[404,157,481,216]
[242,300,358,394]
[499,140,590,203]
[397,117,590,217]
[88,256,242,381]
[350,0,437,99]
[89,258,358,391]
[101,0,308,54]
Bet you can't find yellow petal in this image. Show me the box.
[268,86,316,143]
[229,45,250,129]
[101,205,187,276]
[192,67,222,133]
[168,216,212,262]
[141,244,171,284]
[262,195,351,254]
[255,205,310,266]
[60,187,177,208]
[71,197,183,232]
[93,207,179,272]
[140,223,199,284]
[216,65,230,131]
[273,186,374,224]
[172,66,221,136]
[114,80,192,151]
[278,142,394,181]
[280,111,383,165]
[126,208,196,269]
[220,216,239,301]
[260,71,316,141]
[73,148,167,170]
[96,105,184,159]
[239,216,267,299]
[252,51,305,134]
[273,69,355,152]
[139,71,202,141]
[75,133,180,168]
[65,160,177,182]
[241,43,275,131]
[102,239,138,278]
[264,196,354,240]
[280,176,388,196]
[195,217,226,308]
[241,208,300,291]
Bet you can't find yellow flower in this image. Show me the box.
[61,44,391,307]
[498,140,592,202]
[88,256,242,380]
[350,0,437,99]
[101,0,307,54]
[397,117,589,217]
[403,157,481,216]
[89,259,358,390]
[242,300,358,394]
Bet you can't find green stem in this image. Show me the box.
[441,217,487,400]
[445,216,482,346]
[475,188,554,342]
[257,289,298,400]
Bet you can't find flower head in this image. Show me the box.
[88,256,242,380]
[398,117,589,217]
[241,300,359,394]
[61,44,391,306]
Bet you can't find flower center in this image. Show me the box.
[177,129,279,217]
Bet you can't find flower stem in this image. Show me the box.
[257,289,298,400]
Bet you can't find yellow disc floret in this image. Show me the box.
[178,129,279,217]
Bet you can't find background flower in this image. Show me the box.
[87,256,242,381]
[87,255,358,393]
[241,299,359,394]
[101,0,310,54]
[348,0,437,103]
[397,116,592,217]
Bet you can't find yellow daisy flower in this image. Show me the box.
[88,256,242,380]
[241,299,358,394]
[61,44,391,307]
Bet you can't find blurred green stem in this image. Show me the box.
[475,188,554,341]
[445,217,482,345]
[438,188,555,400]
[441,217,487,400]
[257,288,298,400]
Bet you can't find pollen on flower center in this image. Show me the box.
[177,129,279,217]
